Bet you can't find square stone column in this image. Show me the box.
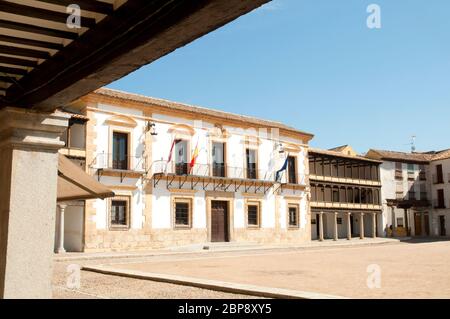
[318,212,324,241]
[359,213,365,239]
[0,107,69,299]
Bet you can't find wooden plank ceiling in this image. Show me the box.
[0,0,269,111]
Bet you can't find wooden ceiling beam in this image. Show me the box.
[36,0,114,15]
[0,44,50,59]
[0,1,96,28]
[0,55,38,68]
[0,35,63,50]
[1,0,269,109]
[0,19,78,39]
[0,76,18,84]
[0,65,28,76]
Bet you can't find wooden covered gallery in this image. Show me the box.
[0,0,269,298]
[308,146,383,241]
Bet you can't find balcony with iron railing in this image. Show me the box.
[419,171,427,181]
[433,174,444,184]
[90,152,147,181]
[395,170,403,180]
[433,199,447,209]
[149,160,307,185]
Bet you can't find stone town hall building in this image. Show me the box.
[57,88,313,252]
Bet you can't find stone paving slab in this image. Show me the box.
[55,238,404,262]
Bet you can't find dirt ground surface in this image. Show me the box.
[52,257,264,299]
[97,239,450,299]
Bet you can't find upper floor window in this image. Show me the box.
[112,132,129,170]
[407,164,415,173]
[436,164,444,184]
[419,165,427,181]
[436,189,445,208]
[246,148,257,179]
[175,139,188,175]
[395,162,403,180]
[212,142,225,177]
[287,156,297,184]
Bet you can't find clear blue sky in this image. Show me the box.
[107,0,450,154]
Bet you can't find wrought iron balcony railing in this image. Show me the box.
[150,160,307,185]
[433,199,447,209]
[91,152,146,172]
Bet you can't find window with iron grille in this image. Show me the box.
[175,201,190,227]
[288,205,299,227]
[247,204,259,227]
[110,196,130,228]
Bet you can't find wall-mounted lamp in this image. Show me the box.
[145,121,158,136]
[278,143,285,154]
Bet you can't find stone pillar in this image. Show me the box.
[372,213,377,238]
[346,212,352,240]
[56,204,67,254]
[360,213,365,239]
[404,208,409,236]
[0,107,69,299]
[391,206,396,237]
[318,212,324,242]
[421,213,426,237]
[333,212,338,241]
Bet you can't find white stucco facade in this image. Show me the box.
[69,89,313,251]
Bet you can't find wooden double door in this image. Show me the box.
[211,201,229,242]
[414,213,430,236]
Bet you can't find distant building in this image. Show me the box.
[366,149,450,237]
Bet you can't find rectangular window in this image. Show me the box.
[112,132,128,170]
[419,165,427,180]
[397,218,404,227]
[437,189,445,208]
[246,148,257,179]
[288,205,299,228]
[110,196,130,228]
[395,162,403,180]
[420,183,427,201]
[212,142,225,177]
[174,199,191,228]
[175,140,188,175]
[287,156,297,184]
[247,203,260,227]
[436,164,444,184]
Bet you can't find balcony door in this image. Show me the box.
[287,156,297,184]
[212,142,225,177]
[246,148,257,179]
[175,139,188,175]
[436,164,444,183]
[112,132,128,170]
[437,189,445,208]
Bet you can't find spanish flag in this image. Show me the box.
[189,139,200,173]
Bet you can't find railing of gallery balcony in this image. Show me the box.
[148,160,307,194]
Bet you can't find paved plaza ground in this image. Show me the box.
[53,239,450,299]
